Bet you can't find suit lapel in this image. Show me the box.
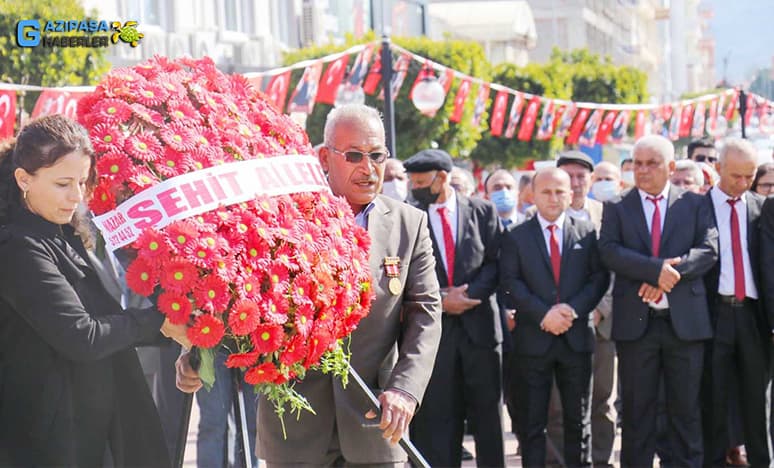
[623,189,651,251]
[367,196,393,286]
[560,216,576,275]
[529,216,553,275]
[660,184,682,245]
[453,194,472,285]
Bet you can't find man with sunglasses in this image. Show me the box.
[404,149,505,467]
[177,105,443,467]
[688,137,718,164]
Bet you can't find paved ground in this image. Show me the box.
[183,401,622,467]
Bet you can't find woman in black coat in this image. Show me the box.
[0,115,188,467]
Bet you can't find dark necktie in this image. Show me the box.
[727,198,746,301]
[437,206,455,285]
[547,224,561,286]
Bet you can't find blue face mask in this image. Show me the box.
[490,189,517,214]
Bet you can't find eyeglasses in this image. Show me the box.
[757,182,774,193]
[327,146,389,164]
[693,155,717,163]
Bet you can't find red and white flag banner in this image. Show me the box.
[536,100,557,141]
[378,53,411,101]
[706,97,719,135]
[503,91,525,138]
[287,61,323,114]
[610,110,630,143]
[724,91,738,121]
[566,107,591,144]
[634,110,647,139]
[595,110,618,145]
[450,78,472,123]
[316,54,350,105]
[578,109,603,146]
[438,68,455,95]
[691,102,706,137]
[678,103,694,138]
[554,103,577,140]
[0,89,17,139]
[262,71,292,112]
[31,89,89,120]
[94,155,329,252]
[362,50,383,95]
[489,90,510,137]
[471,83,490,127]
[517,95,542,141]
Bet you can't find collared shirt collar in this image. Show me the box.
[638,182,671,204]
[429,189,458,215]
[710,184,747,205]
[537,211,566,232]
[354,201,376,229]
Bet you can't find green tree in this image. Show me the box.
[282,33,492,159]
[472,48,648,167]
[0,0,110,116]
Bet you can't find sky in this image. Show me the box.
[701,0,774,85]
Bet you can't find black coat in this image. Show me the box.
[0,208,170,467]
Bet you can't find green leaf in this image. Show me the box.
[198,347,216,392]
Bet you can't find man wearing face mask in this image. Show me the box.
[485,169,523,228]
[381,157,408,202]
[404,149,505,468]
[620,158,635,188]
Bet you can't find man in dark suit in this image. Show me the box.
[404,149,505,467]
[763,197,774,454]
[701,138,770,467]
[500,167,609,467]
[599,134,718,467]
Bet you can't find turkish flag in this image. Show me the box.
[634,110,647,139]
[362,52,382,95]
[554,103,577,139]
[471,83,490,127]
[595,110,618,145]
[0,89,17,139]
[262,71,292,112]
[287,61,323,114]
[378,53,410,101]
[744,94,755,126]
[578,109,603,146]
[449,78,472,123]
[316,55,350,105]
[706,97,719,135]
[31,89,89,120]
[610,110,630,143]
[517,96,542,141]
[565,107,591,144]
[503,92,525,138]
[347,45,374,88]
[724,91,738,121]
[438,68,455,94]
[535,100,556,140]
[691,102,706,137]
[668,104,682,140]
[678,103,694,138]
[489,90,509,137]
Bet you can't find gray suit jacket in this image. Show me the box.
[256,195,442,464]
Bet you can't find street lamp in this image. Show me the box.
[411,66,445,116]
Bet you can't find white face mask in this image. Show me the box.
[621,171,635,186]
[381,179,408,201]
[591,180,620,202]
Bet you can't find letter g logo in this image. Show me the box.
[16,20,40,47]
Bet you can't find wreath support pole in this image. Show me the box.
[232,367,254,468]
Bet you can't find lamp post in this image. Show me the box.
[740,89,747,139]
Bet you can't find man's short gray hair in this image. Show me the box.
[633,134,675,162]
[323,104,385,146]
[719,137,757,165]
[674,159,704,186]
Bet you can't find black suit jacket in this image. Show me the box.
[703,189,767,333]
[417,194,501,347]
[0,208,170,467]
[760,197,774,329]
[599,185,718,342]
[500,215,609,356]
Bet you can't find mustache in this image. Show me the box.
[353,177,379,184]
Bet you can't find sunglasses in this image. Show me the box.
[693,155,717,163]
[328,146,389,164]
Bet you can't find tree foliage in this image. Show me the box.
[0,0,110,112]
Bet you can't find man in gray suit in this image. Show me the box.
[177,104,442,467]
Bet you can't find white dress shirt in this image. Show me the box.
[566,199,591,222]
[638,183,671,309]
[710,186,758,299]
[537,212,565,256]
[429,192,458,276]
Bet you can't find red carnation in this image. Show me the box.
[135,82,168,107]
[133,229,169,261]
[155,147,192,177]
[160,122,198,152]
[228,300,261,336]
[91,123,125,153]
[125,132,162,162]
[251,323,284,354]
[160,259,199,294]
[93,98,132,124]
[244,362,281,385]
[89,181,116,214]
[157,291,193,325]
[193,275,230,313]
[130,103,165,126]
[164,220,200,254]
[279,334,308,367]
[225,351,259,369]
[96,151,134,181]
[125,256,158,296]
[187,313,225,348]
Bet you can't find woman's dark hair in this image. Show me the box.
[0,114,97,230]
[751,162,774,193]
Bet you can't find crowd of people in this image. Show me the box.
[1,105,774,468]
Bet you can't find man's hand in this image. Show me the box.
[638,283,665,303]
[364,389,417,445]
[593,309,602,327]
[657,257,682,292]
[442,284,482,315]
[161,318,192,349]
[540,305,574,335]
[175,351,202,393]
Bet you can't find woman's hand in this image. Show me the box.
[160,318,192,350]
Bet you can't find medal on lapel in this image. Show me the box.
[384,256,401,295]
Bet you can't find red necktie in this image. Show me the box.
[547,224,561,287]
[647,195,664,303]
[437,207,455,285]
[727,198,746,301]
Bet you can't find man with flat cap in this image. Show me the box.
[404,149,505,467]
